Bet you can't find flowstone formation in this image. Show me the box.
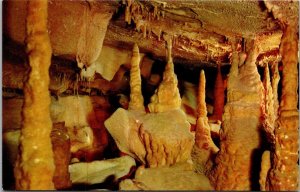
[105,42,205,190]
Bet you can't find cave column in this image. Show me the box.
[266,23,299,191]
[14,0,55,190]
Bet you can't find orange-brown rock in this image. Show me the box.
[148,37,181,113]
[192,70,218,174]
[262,64,276,143]
[210,63,225,121]
[105,40,194,167]
[51,122,72,190]
[14,1,55,189]
[208,40,264,190]
[264,2,299,189]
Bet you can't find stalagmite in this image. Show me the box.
[14,1,55,189]
[264,2,299,190]
[128,44,144,111]
[105,37,194,168]
[208,40,264,190]
[262,63,275,142]
[210,63,225,121]
[192,70,219,174]
[148,37,181,112]
[259,150,271,191]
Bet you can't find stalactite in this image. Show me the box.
[270,61,280,121]
[14,0,55,189]
[148,37,181,112]
[192,70,219,174]
[265,13,299,192]
[262,63,275,143]
[210,62,225,121]
[128,44,144,111]
[208,40,264,190]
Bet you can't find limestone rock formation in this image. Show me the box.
[69,156,136,185]
[262,63,276,143]
[259,150,271,191]
[14,1,55,189]
[120,161,213,190]
[208,40,264,190]
[105,103,194,168]
[105,43,194,167]
[148,37,181,113]
[128,44,144,111]
[192,70,219,174]
[51,122,72,190]
[264,1,299,190]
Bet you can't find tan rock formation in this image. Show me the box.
[270,61,280,121]
[148,37,181,113]
[69,156,135,185]
[208,40,264,190]
[139,109,193,167]
[264,2,299,190]
[120,161,213,190]
[259,150,271,191]
[128,44,144,111]
[262,63,276,143]
[51,122,72,190]
[14,1,55,189]
[105,39,194,168]
[192,70,219,174]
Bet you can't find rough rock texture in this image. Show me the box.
[120,161,213,190]
[139,109,193,167]
[148,37,181,112]
[105,108,193,167]
[192,70,219,174]
[264,1,299,190]
[208,40,264,190]
[14,1,55,189]
[69,156,135,185]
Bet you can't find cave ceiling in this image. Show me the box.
[4,0,284,78]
